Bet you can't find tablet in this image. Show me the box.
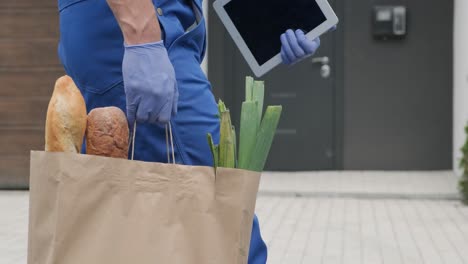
[213,0,339,77]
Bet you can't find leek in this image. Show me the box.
[247,106,282,172]
[207,77,282,172]
[238,101,259,169]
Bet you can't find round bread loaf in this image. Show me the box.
[86,107,129,159]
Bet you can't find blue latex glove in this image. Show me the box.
[280,26,337,65]
[122,40,178,126]
[280,29,320,65]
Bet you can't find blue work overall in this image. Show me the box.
[57,0,267,262]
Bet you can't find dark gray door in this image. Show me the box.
[208,0,337,171]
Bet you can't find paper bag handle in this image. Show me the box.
[130,121,176,164]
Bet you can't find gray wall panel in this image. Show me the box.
[343,0,453,169]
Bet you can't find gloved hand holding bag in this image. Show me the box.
[106,0,178,126]
[123,41,179,126]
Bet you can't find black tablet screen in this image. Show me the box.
[224,0,327,65]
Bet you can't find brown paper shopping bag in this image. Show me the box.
[28,151,261,264]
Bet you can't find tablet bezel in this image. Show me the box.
[213,0,339,77]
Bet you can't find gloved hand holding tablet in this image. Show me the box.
[214,0,338,77]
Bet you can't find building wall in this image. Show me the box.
[0,0,62,188]
[453,0,468,174]
[342,0,453,170]
[207,0,455,170]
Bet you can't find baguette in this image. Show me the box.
[45,75,87,153]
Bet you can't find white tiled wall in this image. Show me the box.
[454,0,468,174]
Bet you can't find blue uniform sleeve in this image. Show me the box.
[248,215,268,264]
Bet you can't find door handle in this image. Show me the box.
[311,56,329,65]
[311,56,331,78]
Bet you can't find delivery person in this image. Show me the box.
[57,0,322,262]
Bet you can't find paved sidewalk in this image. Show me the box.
[256,197,468,264]
[0,191,28,264]
[1,171,466,264]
